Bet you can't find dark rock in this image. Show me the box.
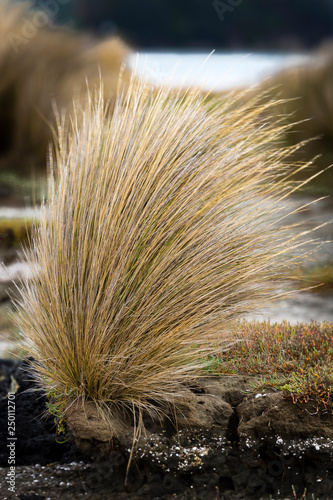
[0,186,12,198]
[237,392,333,441]
[1,361,333,498]
[0,358,16,375]
[19,496,46,500]
[0,359,86,468]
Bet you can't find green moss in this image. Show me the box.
[206,320,333,413]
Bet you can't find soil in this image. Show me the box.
[0,359,333,499]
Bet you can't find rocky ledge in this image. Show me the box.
[0,359,332,499]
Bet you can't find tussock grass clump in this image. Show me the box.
[0,0,130,171]
[15,74,315,442]
[207,320,333,413]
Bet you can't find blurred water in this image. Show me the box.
[130,51,309,90]
[247,292,333,325]
[247,196,333,324]
[0,207,39,220]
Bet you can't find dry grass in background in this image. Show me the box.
[1,0,333,199]
[13,71,320,443]
[0,0,130,172]
[258,43,333,195]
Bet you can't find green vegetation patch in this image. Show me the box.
[0,303,26,359]
[207,321,333,413]
[0,218,35,247]
[296,263,333,292]
[0,303,19,339]
[0,171,47,205]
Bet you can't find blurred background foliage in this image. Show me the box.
[3,0,333,196]
[26,0,333,50]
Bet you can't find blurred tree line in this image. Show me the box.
[32,0,333,49]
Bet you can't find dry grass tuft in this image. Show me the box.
[14,73,318,442]
[0,0,130,171]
